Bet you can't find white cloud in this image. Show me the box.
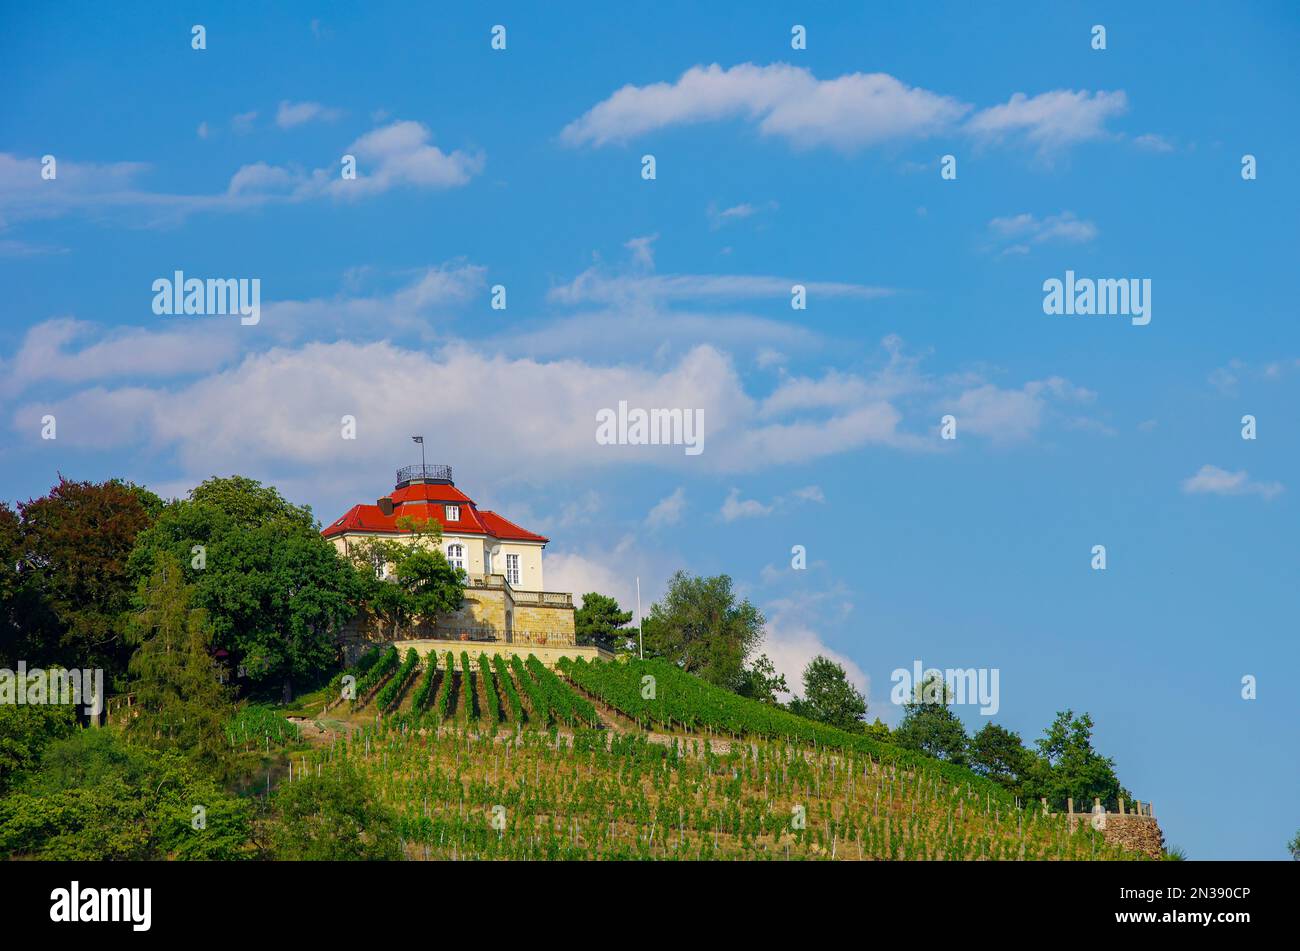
[624,234,658,269]
[645,487,686,528]
[987,211,1098,252]
[0,318,242,398]
[760,596,869,703]
[549,268,893,307]
[720,487,774,521]
[966,89,1128,153]
[0,120,481,228]
[322,120,483,198]
[792,485,825,503]
[13,339,921,481]
[562,63,969,151]
[546,552,636,607]
[708,200,777,229]
[1181,465,1283,501]
[563,63,1126,160]
[197,121,210,140]
[945,377,1094,442]
[1134,133,1174,152]
[276,100,343,129]
[231,111,258,135]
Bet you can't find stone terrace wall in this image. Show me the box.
[1059,798,1165,859]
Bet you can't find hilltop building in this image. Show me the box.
[323,464,609,665]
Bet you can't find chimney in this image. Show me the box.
[377,496,394,516]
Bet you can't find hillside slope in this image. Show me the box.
[295,653,1149,861]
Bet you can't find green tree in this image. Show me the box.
[125,552,232,770]
[1027,710,1131,811]
[893,674,970,764]
[788,655,866,731]
[346,517,464,638]
[969,722,1035,795]
[736,653,789,705]
[189,475,315,531]
[1287,830,1299,861]
[641,572,764,691]
[15,478,160,684]
[129,476,362,700]
[271,760,402,860]
[0,728,252,860]
[0,702,76,793]
[574,592,634,651]
[0,503,29,666]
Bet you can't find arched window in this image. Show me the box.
[447,544,465,570]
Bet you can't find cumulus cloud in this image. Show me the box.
[321,120,483,198]
[965,89,1128,153]
[562,63,1126,159]
[792,485,825,503]
[11,339,923,488]
[986,211,1098,255]
[1134,133,1174,152]
[645,487,687,528]
[561,63,969,150]
[1182,465,1282,500]
[276,100,343,128]
[0,120,481,228]
[944,377,1094,443]
[759,594,869,703]
[231,111,258,135]
[0,318,243,398]
[720,488,773,521]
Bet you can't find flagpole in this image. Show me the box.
[636,576,643,659]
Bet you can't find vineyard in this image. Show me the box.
[288,717,1140,861]
[282,651,1149,861]
[558,657,1014,805]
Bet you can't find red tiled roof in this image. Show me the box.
[478,510,548,543]
[390,483,474,505]
[322,480,548,543]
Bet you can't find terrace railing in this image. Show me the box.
[396,463,453,484]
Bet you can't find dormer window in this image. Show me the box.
[445,505,460,522]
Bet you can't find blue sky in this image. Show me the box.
[2,1,1297,859]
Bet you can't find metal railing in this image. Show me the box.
[396,463,453,484]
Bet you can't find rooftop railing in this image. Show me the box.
[396,463,453,484]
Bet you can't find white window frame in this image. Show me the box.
[445,504,460,522]
[505,553,520,586]
[446,543,465,571]
[373,553,388,581]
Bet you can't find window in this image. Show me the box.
[484,549,493,575]
[445,505,460,522]
[505,553,520,586]
[447,544,465,570]
[372,553,388,581]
